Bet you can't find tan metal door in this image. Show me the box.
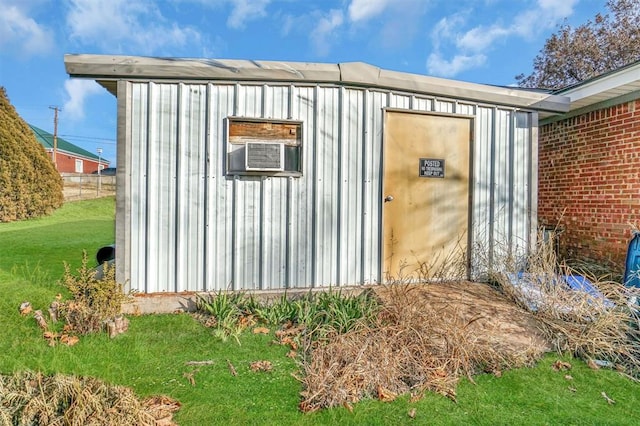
[382,110,472,281]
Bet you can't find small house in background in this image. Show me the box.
[539,60,640,270]
[64,54,569,294]
[29,124,109,173]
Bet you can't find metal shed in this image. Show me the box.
[64,54,569,293]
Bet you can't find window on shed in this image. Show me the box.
[226,118,302,176]
[75,159,83,173]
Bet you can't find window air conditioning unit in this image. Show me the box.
[245,142,285,171]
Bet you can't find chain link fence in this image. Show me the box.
[61,173,116,201]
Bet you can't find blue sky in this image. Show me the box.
[0,0,605,166]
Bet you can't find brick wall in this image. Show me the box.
[538,99,640,268]
[48,151,102,174]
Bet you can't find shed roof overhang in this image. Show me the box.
[542,60,640,124]
[64,54,570,116]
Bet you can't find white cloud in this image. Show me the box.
[280,13,296,36]
[0,1,54,56]
[310,9,344,57]
[457,25,510,52]
[427,0,579,77]
[66,0,203,55]
[348,0,393,22]
[63,79,105,120]
[426,52,486,77]
[430,13,467,51]
[512,0,579,38]
[458,0,580,51]
[174,0,272,29]
[538,0,577,18]
[227,0,271,29]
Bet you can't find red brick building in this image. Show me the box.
[539,61,640,269]
[30,124,109,174]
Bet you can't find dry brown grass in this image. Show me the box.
[488,229,640,379]
[0,371,180,426]
[297,283,543,412]
[387,234,469,284]
[532,278,640,377]
[297,228,640,413]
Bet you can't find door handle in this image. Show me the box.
[384,195,394,202]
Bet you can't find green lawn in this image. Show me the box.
[1,197,639,425]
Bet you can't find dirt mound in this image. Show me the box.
[374,281,551,356]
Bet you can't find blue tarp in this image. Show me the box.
[564,275,615,309]
[506,272,614,312]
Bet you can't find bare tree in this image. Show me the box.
[516,0,640,89]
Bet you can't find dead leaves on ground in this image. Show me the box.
[19,301,32,315]
[551,359,621,407]
[286,350,298,358]
[552,360,572,371]
[250,360,273,372]
[142,395,181,426]
[273,324,301,359]
[376,385,397,402]
[42,331,79,347]
[21,299,126,347]
[34,310,48,330]
[60,334,80,346]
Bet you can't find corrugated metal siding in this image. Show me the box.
[472,107,494,273]
[176,84,207,292]
[146,83,179,293]
[339,88,365,285]
[290,86,315,287]
[121,81,535,292]
[205,84,235,290]
[362,90,386,283]
[129,83,148,292]
[493,108,512,248]
[512,112,532,259]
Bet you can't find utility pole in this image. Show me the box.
[97,148,103,196]
[49,106,61,169]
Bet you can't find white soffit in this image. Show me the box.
[64,54,570,114]
[555,61,640,111]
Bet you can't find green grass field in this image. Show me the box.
[1,197,639,425]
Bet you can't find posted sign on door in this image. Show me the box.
[419,158,445,178]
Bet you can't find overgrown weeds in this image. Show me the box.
[58,251,130,335]
[0,370,180,426]
[486,228,640,379]
[296,282,543,412]
[385,234,469,283]
[296,227,640,412]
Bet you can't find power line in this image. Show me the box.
[60,134,117,143]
